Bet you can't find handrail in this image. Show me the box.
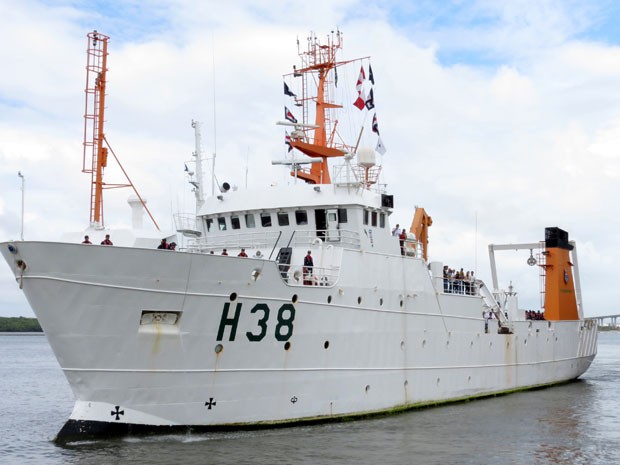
[278,263,340,287]
[268,231,283,260]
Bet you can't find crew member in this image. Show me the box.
[303,250,314,285]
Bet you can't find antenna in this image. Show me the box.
[211,31,217,196]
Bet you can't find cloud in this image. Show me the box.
[1,0,620,317]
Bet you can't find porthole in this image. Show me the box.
[292,294,298,303]
[400,341,405,350]
[379,298,383,306]
[214,344,224,354]
[357,296,362,305]
[229,292,237,301]
[399,300,404,308]
[327,295,332,304]
[365,385,370,393]
[284,341,291,350]
[324,340,330,349]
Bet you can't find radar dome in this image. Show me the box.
[357,147,376,167]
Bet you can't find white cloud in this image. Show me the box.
[1,0,620,317]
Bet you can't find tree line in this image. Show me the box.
[0,317,42,332]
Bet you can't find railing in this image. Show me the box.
[289,229,361,249]
[173,213,201,237]
[442,277,480,296]
[185,228,359,255]
[186,231,282,254]
[331,162,387,193]
[277,263,340,287]
[402,238,423,258]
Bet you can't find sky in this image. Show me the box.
[1,0,620,318]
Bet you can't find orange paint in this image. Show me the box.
[409,207,433,261]
[286,32,357,185]
[542,228,578,321]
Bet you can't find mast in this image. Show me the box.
[83,31,109,228]
[191,120,205,213]
[82,30,160,230]
[284,31,362,185]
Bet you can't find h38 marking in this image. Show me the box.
[216,302,295,342]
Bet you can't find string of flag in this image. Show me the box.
[281,62,386,155]
[353,63,385,154]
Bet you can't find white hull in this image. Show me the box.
[1,241,597,439]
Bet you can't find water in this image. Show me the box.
[1,333,619,465]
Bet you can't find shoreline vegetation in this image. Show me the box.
[0,317,42,332]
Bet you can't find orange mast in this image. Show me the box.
[83,31,109,227]
[82,31,159,230]
[285,31,365,184]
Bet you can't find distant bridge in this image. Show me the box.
[593,314,620,328]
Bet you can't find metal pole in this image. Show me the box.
[18,171,24,240]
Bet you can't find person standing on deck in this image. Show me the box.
[100,234,113,245]
[303,250,314,285]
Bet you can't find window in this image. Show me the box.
[260,212,272,227]
[278,212,290,226]
[245,213,256,228]
[338,208,348,223]
[295,210,308,225]
[371,211,378,227]
[380,213,386,228]
[363,210,369,225]
[328,211,337,222]
[231,216,241,230]
[217,217,227,231]
[206,218,213,232]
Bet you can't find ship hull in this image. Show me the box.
[1,242,598,441]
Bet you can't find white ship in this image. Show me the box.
[1,31,597,442]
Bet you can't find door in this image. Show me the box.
[326,208,340,242]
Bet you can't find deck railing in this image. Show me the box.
[185,228,360,255]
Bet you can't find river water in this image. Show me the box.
[0,332,618,465]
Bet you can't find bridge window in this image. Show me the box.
[206,218,213,232]
[245,213,256,229]
[277,212,290,226]
[231,215,241,230]
[380,213,386,228]
[217,217,227,231]
[260,212,272,227]
[295,210,308,225]
[371,211,378,227]
[363,210,369,225]
[338,208,348,223]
